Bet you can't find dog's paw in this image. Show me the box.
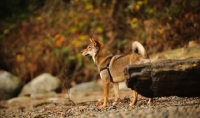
[147,98,153,105]
[112,101,119,106]
[99,104,106,109]
[112,98,119,106]
[129,103,134,106]
[129,102,136,106]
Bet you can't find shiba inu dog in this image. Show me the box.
[81,38,152,108]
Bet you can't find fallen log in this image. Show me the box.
[124,59,200,98]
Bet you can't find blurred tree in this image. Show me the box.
[0,0,200,86]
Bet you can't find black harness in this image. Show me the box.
[100,64,114,82]
[99,55,123,82]
[99,56,114,82]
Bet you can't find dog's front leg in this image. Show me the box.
[99,83,110,108]
[129,90,138,106]
[112,82,119,106]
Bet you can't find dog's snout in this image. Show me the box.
[81,50,83,53]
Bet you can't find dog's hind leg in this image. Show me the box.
[112,82,119,106]
[129,90,138,106]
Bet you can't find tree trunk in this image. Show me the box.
[124,59,200,97]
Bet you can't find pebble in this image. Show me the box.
[0,96,200,118]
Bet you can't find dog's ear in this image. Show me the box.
[89,38,93,42]
[89,38,97,46]
[89,38,103,47]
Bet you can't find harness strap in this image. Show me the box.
[100,66,114,82]
[99,55,123,83]
[99,56,114,82]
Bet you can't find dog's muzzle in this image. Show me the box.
[81,51,89,56]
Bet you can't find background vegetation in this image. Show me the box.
[0,0,200,88]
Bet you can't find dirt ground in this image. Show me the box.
[0,89,200,118]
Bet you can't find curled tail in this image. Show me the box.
[132,41,149,59]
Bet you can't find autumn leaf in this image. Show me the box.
[130,18,139,28]
[86,3,93,10]
[79,35,88,41]
[96,27,103,33]
[70,27,77,33]
[55,34,66,47]
[16,54,24,62]
[3,29,9,34]
[148,8,154,14]
[72,40,82,47]
[36,16,42,21]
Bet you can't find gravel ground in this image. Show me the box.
[0,90,200,118]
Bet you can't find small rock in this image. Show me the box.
[0,71,22,100]
[19,73,61,96]
[109,105,117,109]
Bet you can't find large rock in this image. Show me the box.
[0,71,22,100]
[19,73,61,96]
[70,82,102,95]
[150,43,200,62]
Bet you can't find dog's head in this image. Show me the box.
[81,38,103,57]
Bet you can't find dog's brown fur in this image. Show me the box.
[81,38,152,108]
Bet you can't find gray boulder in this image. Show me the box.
[19,73,61,96]
[0,71,22,100]
[70,82,102,95]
